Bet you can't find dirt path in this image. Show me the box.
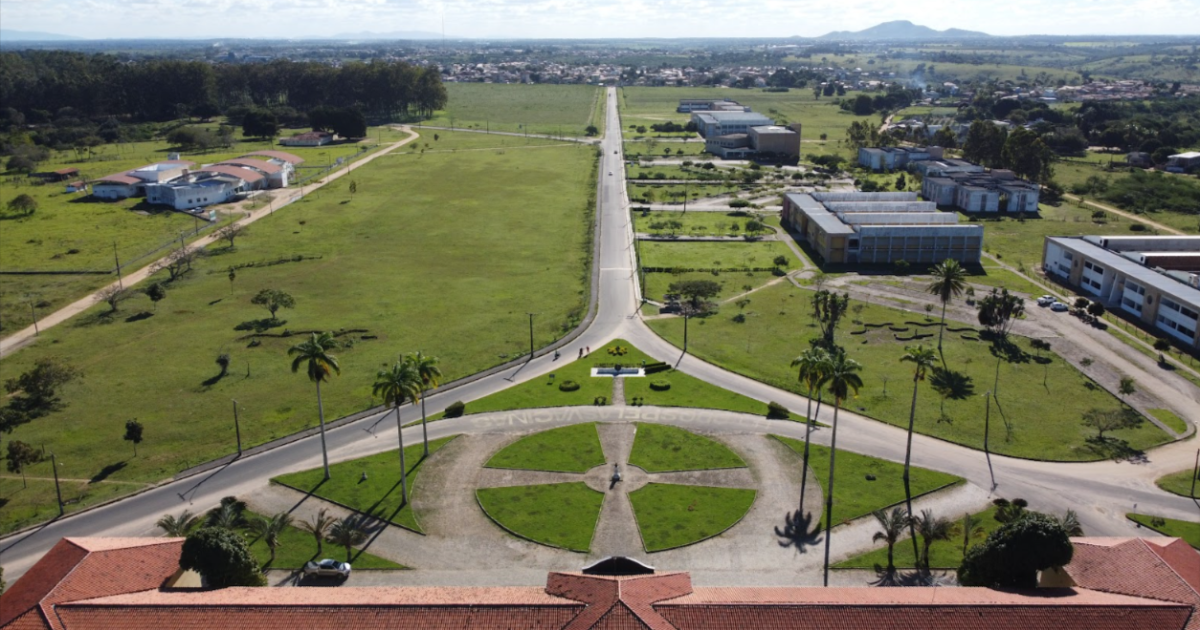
[1063,193,1184,235]
[0,127,420,358]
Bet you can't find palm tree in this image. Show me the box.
[299,508,336,556]
[289,332,341,480]
[410,351,442,457]
[156,510,200,537]
[248,512,293,566]
[372,357,422,504]
[871,507,910,575]
[819,350,864,587]
[913,509,955,575]
[926,259,967,359]
[960,512,985,557]
[789,347,831,516]
[899,345,937,565]
[205,496,248,530]
[328,516,369,563]
[1056,509,1084,536]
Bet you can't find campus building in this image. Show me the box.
[857,149,1042,213]
[91,152,302,210]
[857,146,941,171]
[690,111,775,138]
[781,192,984,265]
[676,98,750,113]
[704,124,802,159]
[3,536,1196,629]
[1043,235,1200,350]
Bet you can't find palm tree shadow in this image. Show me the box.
[775,509,822,553]
[870,568,940,586]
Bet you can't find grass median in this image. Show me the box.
[486,423,605,473]
[476,482,604,552]
[630,484,756,552]
[629,423,746,472]
[1126,513,1200,549]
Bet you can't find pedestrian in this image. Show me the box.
[587,346,591,354]
[578,348,583,359]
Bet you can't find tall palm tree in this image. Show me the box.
[410,351,442,457]
[871,506,910,575]
[328,516,369,563]
[926,259,968,359]
[248,512,293,566]
[913,509,955,575]
[289,332,341,480]
[299,508,336,556]
[156,510,200,537]
[899,345,937,565]
[819,350,864,587]
[790,347,831,516]
[372,357,422,504]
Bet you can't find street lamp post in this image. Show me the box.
[526,313,538,360]
[683,313,690,353]
[50,453,64,516]
[232,399,243,456]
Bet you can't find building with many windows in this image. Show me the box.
[690,111,775,138]
[1043,235,1200,349]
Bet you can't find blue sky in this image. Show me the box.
[1,0,1198,39]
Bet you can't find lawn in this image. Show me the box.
[639,241,799,271]
[629,484,756,552]
[1126,513,1200,549]
[485,423,605,473]
[241,509,405,570]
[834,506,1003,569]
[649,283,1171,461]
[972,199,1146,271]
[1155,468,1199,499]
[642,270,779,304]
[772,436,962,531]
[624,140,707,158]
[633,209,770,236]
[628,423,746,472]
[0,129,595,535]
[272,435,458,533]
[623,363,804,421]
[1148,408,1189,435]
[476,482,604,551]
[0,475,143,535]
[418,83,603,137]
[630,181,745,204]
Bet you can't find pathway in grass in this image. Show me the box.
[629,423,746,472]
[1155,468,1199,498]
[630,484,756,552]
[1126,513,1200,549]
[834,506,1001,570]
[772,435,962,531]
[272,435,458,533]
[241,510,405,570]
[486,423,605,473]
[476,482,604,551]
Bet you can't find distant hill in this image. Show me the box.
[326,30,445,40]
[0,29,85,42]
[818,20,989,41]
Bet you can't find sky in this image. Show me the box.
[1,0,1199,40]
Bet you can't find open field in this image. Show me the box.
[630,484,756,552]
[624,140,707,158]
[241,509,405,570]
[648,283,1171,461]
[476,482,603,552]
[643,270,779,304]
[272,436,458,533]
[633,210,768,236]
[628,423,746,472]
[773,436,962,532]
[834,506,1001,569]
[0,130,595,535]
[486,423,605,473]
[1147,409,1188,435]
[418,83,603,137]
[639,241,799,270]
[971,199,1149,270]
[0,475,142,535]
[629,181,745,204]
[1155,468,1199,498]
[1126,513,1200,549]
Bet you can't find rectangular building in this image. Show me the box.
[677,98,749,113]
[857,146,942,171]
[1043,235,1200,349]
[691,111,775,138]
[922,170,1040,213]
[749,125,801,158]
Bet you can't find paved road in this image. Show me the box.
[1,89,1197,583]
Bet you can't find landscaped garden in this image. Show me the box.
[629,423,746,472]
[630,484,756,552]
[486,423,605,473]
[476,482,604,552]
[241,509,405,570]
[833,506,1001,570]
[1126,513,1200,549]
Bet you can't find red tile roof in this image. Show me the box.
[215,158,282,175]
[93,173,140,186]
[1063,537,1200,630]
[241,150,305,165]
[195,164,265,183]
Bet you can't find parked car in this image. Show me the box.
[1051,302,1069,312]
[303,559,351,579]
[1037,295,1056,307]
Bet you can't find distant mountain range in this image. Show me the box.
[326,31,445,40]
[818,20,990,40]
[0,29,85,42]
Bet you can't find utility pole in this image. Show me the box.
[683,313,690,353]
[1192,449,1199,499]
[51,453,64,516]
[29,299,39,336]
[232,400,243,457]
[113,242,123,289]
[526,313,537,360]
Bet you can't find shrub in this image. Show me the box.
[767,401,790,419]
[593,396,607,405]
[644,362,671,374]
[1129,223,1146,232]
[444,401,465,418]
[729,199,751,208]
[649,380,671,391]
[559,380,581,392]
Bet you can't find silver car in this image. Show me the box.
[303,558,351,579]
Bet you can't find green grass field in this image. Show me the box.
[1126,513,1200,549]
[639,241,799,270]
[0,130,595,536]
[634,210,769,236]
[648,283,1170,461]
[0,474,144,535]
[418,83,603,137]
[643,270,779,304]
[485,423,605,473]
[628,423,746,472]
[476,482,604,551]
[630,484,756,552]
[972,199,1145,270]
[1147,409,1189,435]
[241,509,405,569]
[272,435,458,533]
[630,181,745,204]
[834,506,1001,569]
[1155,468,1199,498]
[772,436,962,531]
[624,140,707,158]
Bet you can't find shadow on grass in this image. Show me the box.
[235,318,286,333]
[1085,436,1148,464]
[775,509,822,553]
[124,311,153,323]
[870,567,954,587]
[89,461,127,484]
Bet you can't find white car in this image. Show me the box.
[1037,295,1056,307]
[608,171,613,176]
[303,558,351,579]
[1050,302,1069,312]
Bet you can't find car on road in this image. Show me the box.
[608,171,613,175]
[303,559,351,579]
[1050,302,1069,312]
[1037,295,1057,306]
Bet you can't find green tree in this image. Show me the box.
[95,285,131,314]
[180,527,266,587]
[871,506,910,575]
[6,193,38,216]
[772,255,788,269]
[1,358,80,438]
[156,510,201,537]
[585,125,599,136]
[932,126,958,150]
[926,259,967,358]
[1082,407,1142,440]
[372,357,422,503]
[206,496,249,530]
[123,419,144,456]
[1002,127,1055,183]
[251,288,295,321]
[1056,509,1084,536]
[976,288,1024,338]
[667,279,722,314]
[960,512,985,557]
[411,351,442,457]
[328,516,369,563]
[242,108,279,139]
[992,497,1029,523]
[811,290,851,350]
[958,512,1073,588]
[962,120,1007,168]
[913,509,954,573]
[819,350,865,586]
[899,345,937,562]
[248,512,293,567]
[144,282,167,312]
[789,347,831,516]
[5,440,42,487]
[1118,376,1136,399]
[299,508,336,556]
[289,332,341,480]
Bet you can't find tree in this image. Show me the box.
[667,279,721,314]
[372,357,422,503]
[1118,376,1136,399]
[1,359,80,438]
[790,347,831,516]
[180,527,266,587]
[1153,338,1172,353]
[289,332,341,480]
[585,125,599,137]
[156,510,201,537]
[242,108,279,139]
[328,516,369,563]
[1082,407,1142,440]
[1056,510,1084,536]
[977,288,1024,338]
[871,507,909,575]
[5,440,41,487]
[895,173,907,191]
[931,126,957,150]
[1086,301,1106,319]
[411,351,442,457]
[852,94,874,116]
[811,290,851,350]
[299,508,335,556]
[962,120,1007,168]
[819,350,864,586]
[1002,127,1055,183]
[349,180,358,196]
[252,288,295,321]
[899,345,937,563]
[248,512,293,566]
[124,419,144,456]
[206,496,249,530]
[150,247,204,282]
[926,259,967,358]
[144,283,167,312]
[992,497,1029,523]
[958,512,1073,588]
[95,285,131,314]
[6,193,38,216]
[913,509,954,573]
[215,223,247,249]
[960,512,985,557]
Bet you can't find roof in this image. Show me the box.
[1169,151,1200,159]
[1061,537,1200,630]
[749,126,795,135]
[194,165,264,184]
[216,158,282,175]
[241,150,305,165]
[93,174,140,186]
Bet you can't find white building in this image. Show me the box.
[90,160,195,200]
[691,111,775,138]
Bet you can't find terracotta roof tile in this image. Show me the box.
[241,150,305,165]
[93,174,140,186]
[657,606,1190,630]
[195,164,265,183]
[55,606,583,630]
[80,586,574,607]
[1064,538,1200,629]
[216,158,283,174]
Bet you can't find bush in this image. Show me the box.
[728,199,751,208]
[559,380,581,392]
[649,380,671,391]
[767,401,790,419]
[644,361,671,374]
[444,401,465,418]
[1129,223,1146,232]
